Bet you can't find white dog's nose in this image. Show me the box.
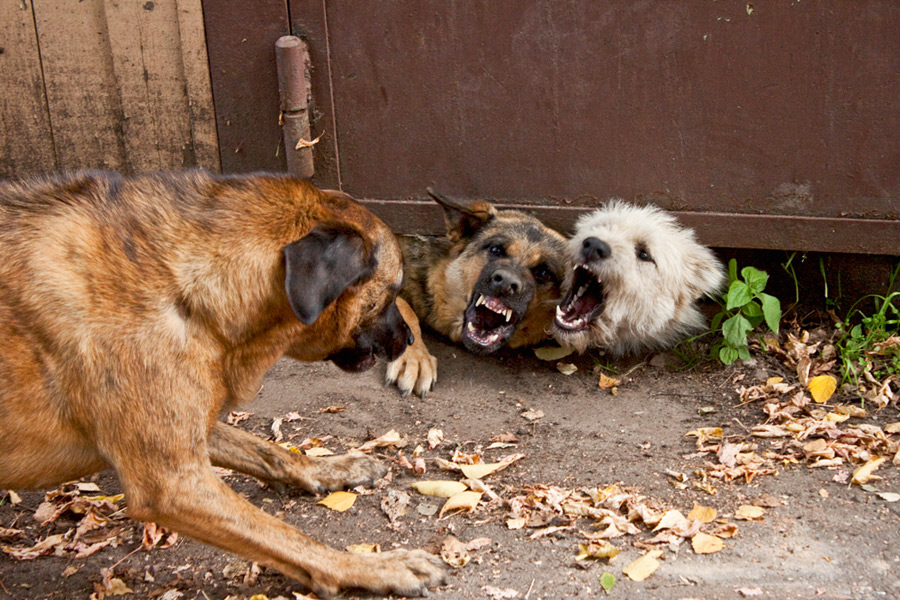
[581,237,611,262]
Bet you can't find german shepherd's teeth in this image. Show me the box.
[504,308,513,322]
[476,294,485,307]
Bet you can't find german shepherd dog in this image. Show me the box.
[386,189,569,397]
[0,171,445,597]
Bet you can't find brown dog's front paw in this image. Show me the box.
[385,343,438,399]
[309,452,388,493]
[311,548,446,598]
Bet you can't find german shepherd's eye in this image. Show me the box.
[486,243,505,257]
[531,264,556,284]
[636,245,653,263]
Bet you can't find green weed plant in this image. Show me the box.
[711,259,782,365]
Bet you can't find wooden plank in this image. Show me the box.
[175,0,220,171]
[102,0,218,172]
[31,0,126,171]
[0,0,56,177]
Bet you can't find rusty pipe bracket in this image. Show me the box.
[275,36,314,179]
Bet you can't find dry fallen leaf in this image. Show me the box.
[851,457,887,485]
[427,428,444,450]
[885,422,900,434]
[346,543,379,553]
[410,480,468,498]
[506,517,526,530]
[808,375,837,403]
[598,373,621,390]
[304,447,334,457]
[735,505,766,520]
[653,509,689,532]
[557,362,578,375]
[737,588,764,597]
[534,346,574,361]
[355,429,406,452]
[482,585,520,600]
[521,409,544,422]
[439,491,482,517]
[576,540,621,561]
[316,491,357,512]
[318,405,347,413]
[691,532,725,554]
[440,535,470,568]
[687,503,717,524]
[460,453,524,480]
[381,489,410,525]
[622,550,662,582]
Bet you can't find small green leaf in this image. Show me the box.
[726,281,753,310]
[738,346,752,361]
[741,301,763,319]
[709,311,725,333]
[599,572,616,595]
[722,314,752,347]
[728,258,738,285]
[758,292,782,333]
[719,346,740,364]
[741,266,770,293]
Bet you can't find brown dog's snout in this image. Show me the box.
[581,237,612,263]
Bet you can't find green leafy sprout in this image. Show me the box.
[710,259,782,365]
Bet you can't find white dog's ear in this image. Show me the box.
[685,245,726,300]
[427,187,498,243]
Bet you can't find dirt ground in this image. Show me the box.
[2,331,899,600]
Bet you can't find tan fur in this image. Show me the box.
[386,196,569,397]
[0,171,444,598]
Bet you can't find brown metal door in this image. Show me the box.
[205,1,900,254]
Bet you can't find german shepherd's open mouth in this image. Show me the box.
[462,292,522,353]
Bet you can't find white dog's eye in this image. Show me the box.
[637,246,653,262]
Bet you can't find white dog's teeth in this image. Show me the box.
[556,305,565,318]
[467,322,476,333]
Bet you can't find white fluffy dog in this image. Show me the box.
[553,201,725,355]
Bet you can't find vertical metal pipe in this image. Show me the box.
[275,36,314,179]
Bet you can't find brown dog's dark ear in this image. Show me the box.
[427,187,497,243]
[283,226,375,325]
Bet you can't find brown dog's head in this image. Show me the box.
[428,189,569,354]
[283,191,412,372]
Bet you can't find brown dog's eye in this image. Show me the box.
[532,264,555,284]
[487,243,505,257]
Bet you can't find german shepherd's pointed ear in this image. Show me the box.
[283,226,376,325]
[427,187,497,244]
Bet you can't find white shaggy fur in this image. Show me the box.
[553,201,725,355]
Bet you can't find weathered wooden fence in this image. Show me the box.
[0,0,218,177]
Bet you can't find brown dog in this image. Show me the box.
[386,189,569,397]
[0,171,445,597]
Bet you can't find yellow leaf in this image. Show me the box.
[808,375,837,403]
[346,543,379,553]
[410,481,468,498]
[439,491,482,517]
[304,447,334,457]
[852,457,887,485]
[824,412,849,423]
[765,376,784,387]
[598,373,621,390]
[622,550,662,582]
[884,422,900,434]
[691,532,725,554]
[653,509,689,531]
[317,491,357,512]
[687,503,717,524]
[7,491,21,505]
[459,453,524,480]
[734,505,766,520]
[576,541,621,561]
[534,346,574,361]
[557,363,578,375]
[506,517,526,530]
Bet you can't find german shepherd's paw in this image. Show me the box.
[385,337,438,398]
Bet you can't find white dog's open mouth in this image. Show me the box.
[555,265,604,332]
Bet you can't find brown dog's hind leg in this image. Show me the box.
[121,464,445,597]
[385,297,438,398]
[208,422,388,494]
